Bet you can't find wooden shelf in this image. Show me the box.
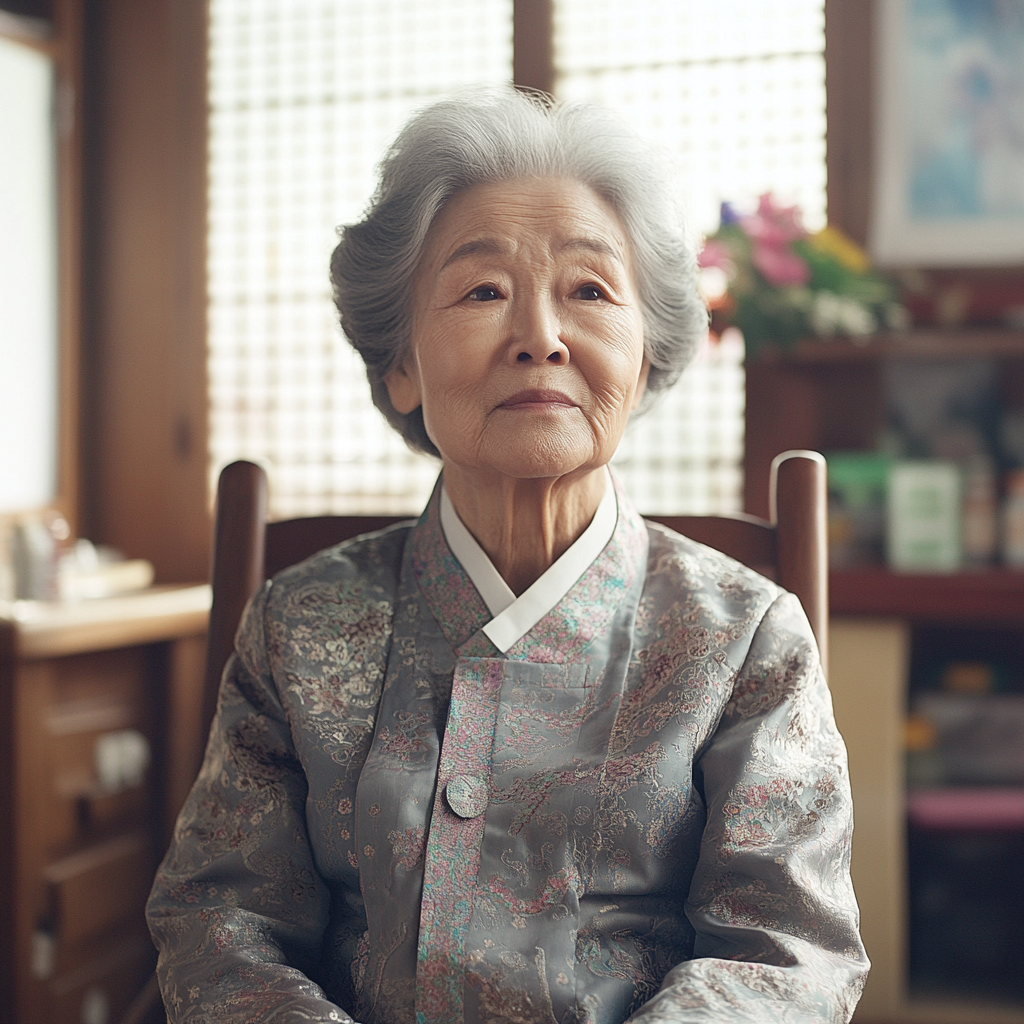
[0,584,211,659]
[752,327,1024,364]
[831,567,1024,626]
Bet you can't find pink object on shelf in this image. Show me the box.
[907,787,1024,831]
[751,242,811,287]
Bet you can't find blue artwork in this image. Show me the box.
[907,0,1024,220]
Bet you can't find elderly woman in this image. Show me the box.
[148,89,868,1023]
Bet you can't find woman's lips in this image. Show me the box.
[497,389,577,411]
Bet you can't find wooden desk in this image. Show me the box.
[0,585,210,1024]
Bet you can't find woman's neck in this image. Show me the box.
[441,464,608,596]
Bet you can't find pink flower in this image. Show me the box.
[752,242,810,287]
[698,239,733,270]
[739,193,808,246]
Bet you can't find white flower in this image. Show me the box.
[810,291,877,337]
[809,291,844,336]
[837,296,876,336]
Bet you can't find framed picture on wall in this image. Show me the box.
[870,0,1024,266]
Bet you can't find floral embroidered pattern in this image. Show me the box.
[148,481,867,1024]
[411,484,492,650]
[376,708,434,761]
[416,659,505,1024]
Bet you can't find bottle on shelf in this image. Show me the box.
[962,455,998,565]
[1003,468,1024,567]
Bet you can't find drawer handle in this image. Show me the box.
[94,729,150,792]
[31,927,55,980]
[81,986,111,1024]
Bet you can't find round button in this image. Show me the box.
[446,774,488,818]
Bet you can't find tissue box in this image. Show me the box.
[887,461,962,571]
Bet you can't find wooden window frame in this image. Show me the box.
[513,0,554,94]
[81,0,211,584]
[80,0,846,584]
[823,0,873,248]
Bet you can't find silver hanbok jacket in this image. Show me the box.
[147,482,868,1023]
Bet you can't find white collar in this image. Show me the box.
[439,469,617,653]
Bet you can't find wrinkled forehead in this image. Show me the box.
[419,176,634,272]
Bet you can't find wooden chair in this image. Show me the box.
[201,450,827,741]
[125,452,823,1024]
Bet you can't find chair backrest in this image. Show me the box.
[203,452,827,737]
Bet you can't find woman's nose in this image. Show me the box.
[510,296,570,365]
[515,343,569,364]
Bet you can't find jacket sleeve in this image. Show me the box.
[628,592,870,1024]
[147,581,355,1023]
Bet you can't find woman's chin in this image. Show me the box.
[431,417,615,484]
[471,439,605,483]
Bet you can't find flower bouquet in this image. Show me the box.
[699,194,907,359]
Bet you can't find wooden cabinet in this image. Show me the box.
[744,327,1024,632]
[745,328,1024,515]
[0,586,209,1024]
[746,330,1024,1023]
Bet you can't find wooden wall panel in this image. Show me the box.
[513,0,554,96]
[83,0,209,584]
[824,0,874,248]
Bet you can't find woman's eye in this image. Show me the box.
[466,285,502,301]
[574,284,605,301]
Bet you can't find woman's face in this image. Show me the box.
[385,176,649,484]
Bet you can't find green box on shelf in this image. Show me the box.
[827,452,892,566]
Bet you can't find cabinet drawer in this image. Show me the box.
[44,833,154,946]
[49,931,152,1024]
[44,648,157,850]
[48,648,150,729]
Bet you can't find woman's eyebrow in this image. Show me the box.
[440,238,510,270]
[560,237,623,263]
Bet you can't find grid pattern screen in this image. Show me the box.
[556,0,826,514]
[207,0,826,517]
[208,0,513,516]
[555,0,827,237]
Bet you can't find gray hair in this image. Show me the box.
[331,87,707,457]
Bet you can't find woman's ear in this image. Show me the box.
[383,355,422,415]
[630,357,652,411]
